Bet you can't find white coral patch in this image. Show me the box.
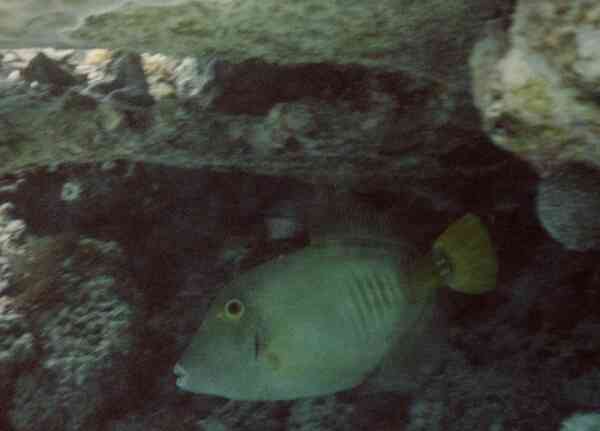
[61,181,82,202]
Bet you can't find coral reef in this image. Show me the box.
[0,0,501,81]
[471,0,600,175]
[0,204,141,431]
[0,47,499,197]
[0,1,597,430]
[0,152,595,431]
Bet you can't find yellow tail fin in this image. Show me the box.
[432,213,497,294]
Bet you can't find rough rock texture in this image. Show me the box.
[0,47,509,200]
[0,1,509,200]
[0,202,142,431]
[0,0,502,78]
[0,159,596,431]
[0,1,510,197]
[0,204,35,396]
[471,0,600,176]
[0,1,598,430]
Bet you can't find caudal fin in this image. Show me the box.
[432,213,497,294]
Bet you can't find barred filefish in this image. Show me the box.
[174,214,497,400]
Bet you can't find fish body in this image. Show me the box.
[175,214,497,400]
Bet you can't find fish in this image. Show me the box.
[174,213,497,401]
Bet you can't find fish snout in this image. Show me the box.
[173,363,188,389]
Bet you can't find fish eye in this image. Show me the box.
[224,298,244,320]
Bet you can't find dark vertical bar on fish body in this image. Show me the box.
[348,268,370,339]
[368,270,386,329]
[375,271,390,306]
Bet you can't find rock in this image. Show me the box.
[89,51,155,110]
[0,298,35,382]
[174,57,223,104]
[0,47,512,200]
[471,0,600,175]
[0,2,595,430]
[0,0,501,78]
[536,161,600,251]
[61,88,99,111]
[2,231,140,431]
[0,203,26,295]
[21,52,80,91]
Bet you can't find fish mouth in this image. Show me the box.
[173,363,188,388]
